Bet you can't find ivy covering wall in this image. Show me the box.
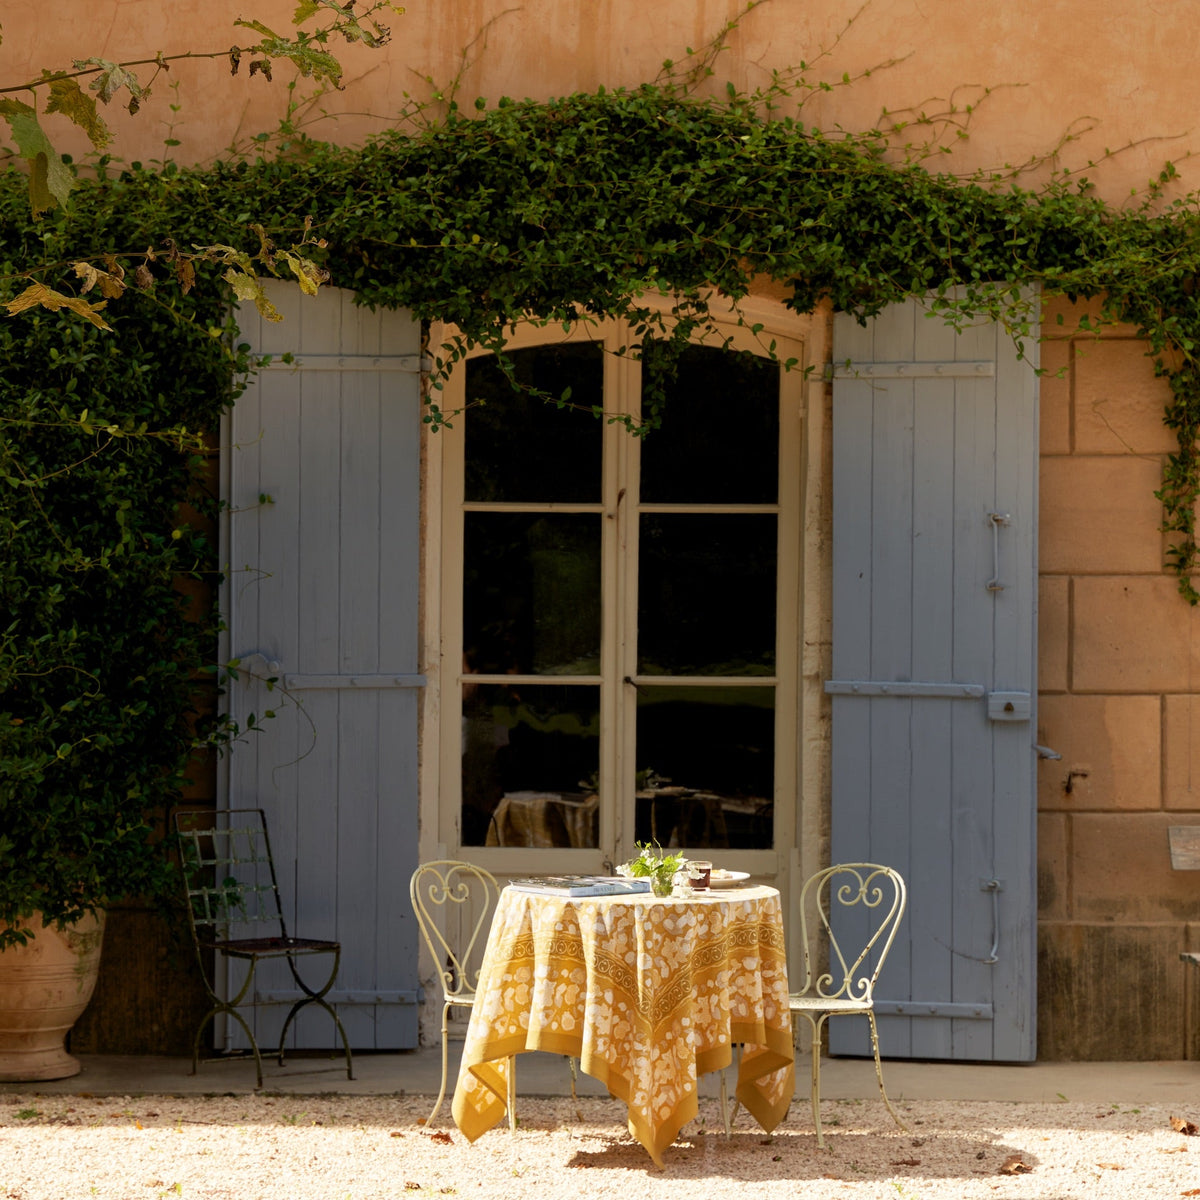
[0,171,240,928]
[208,85,1200,584]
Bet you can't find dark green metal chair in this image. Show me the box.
[174,808,353,1087]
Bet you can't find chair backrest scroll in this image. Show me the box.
[797,862,907,1003]
[409,860,501,1005]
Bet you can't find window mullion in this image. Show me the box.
[610,330,641,859]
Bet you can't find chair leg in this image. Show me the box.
[278,951,354,1080]
[190,1007,217,1078]
[566,1056,583,1123]
[276,992,355,1080]
[189,943,223,1080]
[719,1045,743,1137]
[866,1011,907,1134]
[192,956,265,1089]
[808,1014,825,1149]
[425,1013,516,1130]
[189,1004,265,1089]
[220,1005,266,1090]
[425,1002,452,1127]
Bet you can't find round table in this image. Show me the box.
[451,883,795,1166]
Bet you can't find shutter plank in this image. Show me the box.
[990,305,1039,1061]
[866,306,918,1056]
[908,359,958,1059]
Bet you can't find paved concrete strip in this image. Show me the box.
[3,1046,1198,1106]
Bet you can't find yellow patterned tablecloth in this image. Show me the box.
[451,884,795,1166]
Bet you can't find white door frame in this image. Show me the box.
[417,293,830,970]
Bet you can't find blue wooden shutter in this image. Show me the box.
[828,294,1038,1062]
[223,284,423,1050]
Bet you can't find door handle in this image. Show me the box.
[986,512,1011,592]
[980,878,1004,964]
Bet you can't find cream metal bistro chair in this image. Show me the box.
[174,808,354,1089]
[789,862,908,1147]
[410,860,517,1129]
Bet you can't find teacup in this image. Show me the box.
[687,860,713,889]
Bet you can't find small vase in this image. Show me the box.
[651,875,674,898]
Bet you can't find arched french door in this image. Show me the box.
[430,302,816,899]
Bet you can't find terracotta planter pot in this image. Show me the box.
[0,911,106,1081]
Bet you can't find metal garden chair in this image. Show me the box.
[409,860,517,1128]
[789,862,908,1146]
[174,808,353,1088]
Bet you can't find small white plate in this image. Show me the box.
[707,870,751,888]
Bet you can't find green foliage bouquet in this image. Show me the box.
[623,841,686,898]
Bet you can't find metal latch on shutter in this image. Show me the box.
[256,989,420,1006]
[826,360,996,381]
[872,1000,994,1020]
[824,681,985,698]
[987,691,1030,721]
[825,681,1031,723]
[283,673,428,690]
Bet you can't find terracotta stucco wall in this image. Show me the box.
[1036,296,1200,1060]
[6,0,1200,203]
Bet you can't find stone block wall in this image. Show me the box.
[1037,296,1200,1060]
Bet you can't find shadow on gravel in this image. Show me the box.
[564,1124,1040,1181]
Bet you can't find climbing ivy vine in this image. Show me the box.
[290,74,1200,597]
[6,18,1200,934]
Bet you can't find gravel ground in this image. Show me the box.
[4,1091,1200,1199]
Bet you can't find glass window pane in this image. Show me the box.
[633,685,774,851]
[464,513,601,676]
[637,514,776,676]
[461,683,600,848]
[640,344,779,504]
[465,343,603,502]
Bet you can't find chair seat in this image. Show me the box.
[201,935,340,956]
[789,995,872,1015]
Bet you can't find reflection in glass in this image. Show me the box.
[638,514,776,675]
[461,683,600,848]
[465,343,603,503]
[464,513,601,676]
[633,686,774,851]
[640,344,779,505]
